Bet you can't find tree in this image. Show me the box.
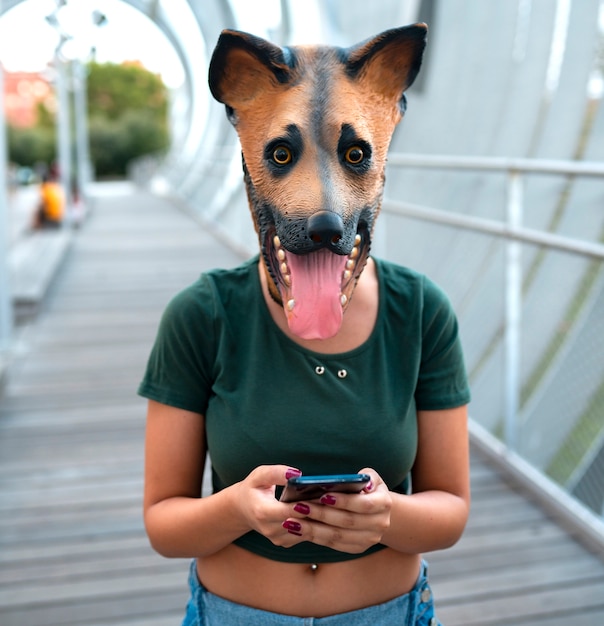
[6,61,171,178]
[7,125,55,168]
[86,61,170,177]
[87,61,168,122]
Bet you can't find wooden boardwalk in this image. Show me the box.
[1,183,603,625]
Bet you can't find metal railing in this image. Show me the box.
[385,154,604,260]
[383,152,604,550]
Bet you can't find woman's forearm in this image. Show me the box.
[144,487,249,558]
[381,489,470,555]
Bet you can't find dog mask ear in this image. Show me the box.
[346,24,427,115]
[209,30,293,123]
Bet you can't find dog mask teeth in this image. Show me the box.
[267,235,367,339]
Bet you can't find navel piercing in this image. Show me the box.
[310,563,319,572]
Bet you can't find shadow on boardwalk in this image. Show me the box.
[1,183,603,625]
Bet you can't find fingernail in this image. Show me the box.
[294,503,310,515]
[283,520,302,535]
[364,481,374,492]
[285,468,302,480]
[320,494,336,505]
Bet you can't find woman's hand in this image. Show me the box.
[281,468,393,554]
[231,465,312,549]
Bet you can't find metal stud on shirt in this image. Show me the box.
[313,365,347,378]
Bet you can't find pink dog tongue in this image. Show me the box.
[285,250,348,340]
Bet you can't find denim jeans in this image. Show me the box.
[182,559,441,625]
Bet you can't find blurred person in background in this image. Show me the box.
[32,171,65,229]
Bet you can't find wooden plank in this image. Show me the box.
[0,590,187,626]
[437,579,604,625]
[9,229,73,320]
[515,610,604,626]
[0,535,151,563]
[434,555,604,602]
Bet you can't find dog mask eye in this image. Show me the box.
[272,146,293,166]
[345,146,364,165]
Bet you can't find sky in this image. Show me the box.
[0,0,325,89]
[0,0,188,88]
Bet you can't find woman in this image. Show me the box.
[140,24,470,625]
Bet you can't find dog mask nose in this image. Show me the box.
[307,211,344,252]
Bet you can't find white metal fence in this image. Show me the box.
[382,152,604,548]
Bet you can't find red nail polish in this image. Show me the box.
[286,468,302,480]
[283,520,302,535]
[294,503,310,515]
[365,481,374,492]
[320,494,336,505]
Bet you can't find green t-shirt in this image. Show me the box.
[138,255,470,563]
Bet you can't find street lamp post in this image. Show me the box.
[46,1,107,224]
[72,58,91,222]
[54,44,72,219]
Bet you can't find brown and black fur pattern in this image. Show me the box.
[208,25,427,338]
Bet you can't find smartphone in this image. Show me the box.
[279,473,371,503]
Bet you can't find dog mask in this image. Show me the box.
[209,25,427,339]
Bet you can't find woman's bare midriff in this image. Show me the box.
[191,259,418,618]
[196,544,422,618]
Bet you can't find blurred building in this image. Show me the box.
[2,70,54,128]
